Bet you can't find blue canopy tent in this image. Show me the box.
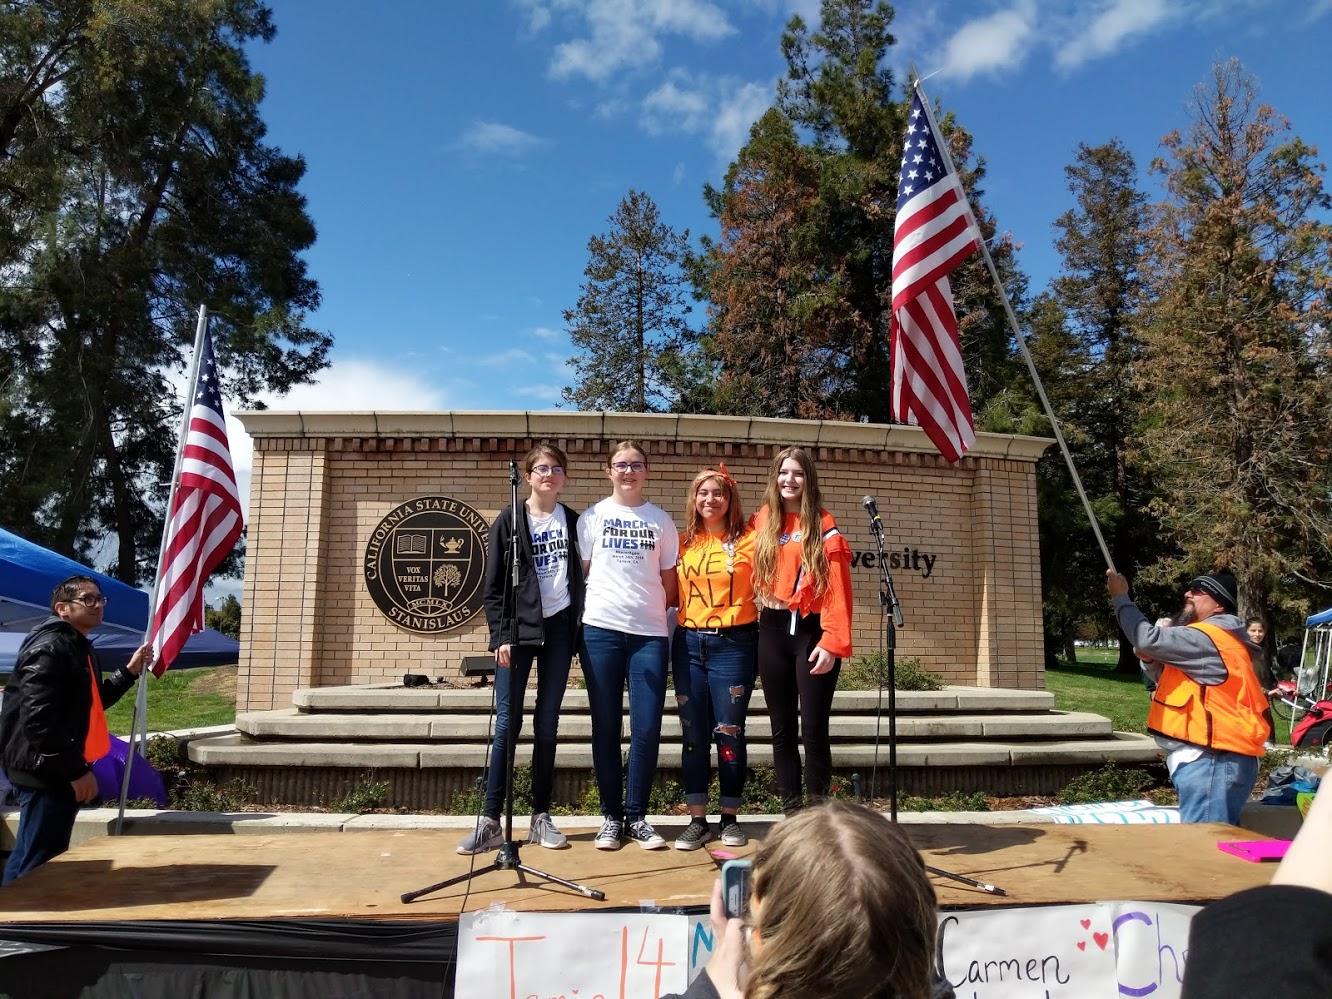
[0,527,238,671]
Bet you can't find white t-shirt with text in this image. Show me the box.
[527,505,571,617]
[577,498,679,637]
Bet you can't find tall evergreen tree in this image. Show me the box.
[563,189,695,412]
[702,0,1023,423]
[0,0,330,582]
[1135,60,1332,621]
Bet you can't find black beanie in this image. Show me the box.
[1187,572,1238,614]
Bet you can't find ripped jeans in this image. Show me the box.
[671,624,758,811]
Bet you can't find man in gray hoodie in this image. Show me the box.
[1107,569,1269,824]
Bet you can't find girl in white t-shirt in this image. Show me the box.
[577,440,680,851]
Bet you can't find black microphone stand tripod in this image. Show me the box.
[862,497,1005,897]
[402,461,604,904]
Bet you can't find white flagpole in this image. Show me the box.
[114,304,210,835]
[910,78,1117,573]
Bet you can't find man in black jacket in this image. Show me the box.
[1,575,149,883]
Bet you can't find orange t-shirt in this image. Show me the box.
[676,530,758,629]
[751,506,854,658]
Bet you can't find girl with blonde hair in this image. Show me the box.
[671,464,759,851]
[751,446,853,813]
[664,800,939,999]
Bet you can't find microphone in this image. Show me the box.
[862,495,884,534]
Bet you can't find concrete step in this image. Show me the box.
[189,731,1157,770]
[235,708,1112,742]
[291,684,1056,715]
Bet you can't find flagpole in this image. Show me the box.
[114,304,210,835]
[910,78,1117,574]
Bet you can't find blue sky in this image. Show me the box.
[225,0,1332,480]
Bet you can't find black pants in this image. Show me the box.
[758,608,840,813]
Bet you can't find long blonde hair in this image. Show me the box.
[752,446,829,599]
[682,467,746,547]
[746,801,937,999]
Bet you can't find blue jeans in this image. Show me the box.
[672,625,758,811]
[484,607,575,818]
[3,782,80,884]
[580,625,668,821]
[1172,749,1260,824]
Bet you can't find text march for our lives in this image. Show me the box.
[457,901,1199,998]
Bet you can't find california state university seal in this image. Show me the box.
[363,496,488,634]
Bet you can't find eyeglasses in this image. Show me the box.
[531,464,565,477]
[611,461,647,473]
[65,594,108,608]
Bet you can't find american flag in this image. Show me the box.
[148,324,243,676]
[889,90,981,462]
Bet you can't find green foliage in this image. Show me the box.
[0,0,330,582]
[563,189,697,413]
[901,791,989,812]
[143,735,184,773]
[1057,764,1155,805]
[171,776,257,813]
[840,654,944,691]
[330,776,392,814]
[205,595,242,640]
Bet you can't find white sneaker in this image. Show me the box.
[594,817,624,850]
[456,815,503,855]
[528,812,568,849]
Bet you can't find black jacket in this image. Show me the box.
[482,502,584,649]
[0,617,137,789]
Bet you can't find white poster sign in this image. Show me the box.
[456,910,689,999]
[1106,901,1199,999]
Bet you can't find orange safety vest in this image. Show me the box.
[84,654,111,764]
[1146,620,1269,757]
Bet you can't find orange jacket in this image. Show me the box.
[751,506,853,657]
[1147,620,1269,757]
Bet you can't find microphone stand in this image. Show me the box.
[402,461,604,905]
[864,501,1005,897]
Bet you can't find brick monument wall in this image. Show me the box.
[234,412,1050,711]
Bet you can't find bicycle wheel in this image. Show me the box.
[1270,693,1302,721]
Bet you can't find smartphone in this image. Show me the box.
[720,859,752,919]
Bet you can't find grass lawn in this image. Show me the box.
[104,665,237,734]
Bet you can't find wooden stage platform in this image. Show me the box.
[0,821,1275,923]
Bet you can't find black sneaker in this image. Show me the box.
[626,818,667,850]
[719,817,747,847]
[594,817,623,850]
[674,818,711,851]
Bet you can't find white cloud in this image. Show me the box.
[530,325,562,340]
[672,161,686,186]
[1055,0,1173,70]
[939,0,1037,82]
[545,0,736,83]
[456,120,548,157]
[514,384,566,403]
[224,358,450,517]
[476,347,537,367]
[639,70,772,162]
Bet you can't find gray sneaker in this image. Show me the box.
[528,812,568,849]
[626,818,667,850]
[674,819,711,851]
[594,817,624,850]
[719,817,748,847]
[456,815,503,855]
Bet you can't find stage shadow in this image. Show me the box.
[120,812,281,834]
[0,861,276,913]
[907,824,1047,856]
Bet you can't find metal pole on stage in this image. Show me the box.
[114,305,210,836]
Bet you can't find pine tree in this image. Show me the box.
[1135,60,1332,621]
[562,190,695,413]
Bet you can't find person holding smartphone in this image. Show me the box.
[578,440,680,851]
[661,801,939,999]
[751,446,853,814]
[457,444,583,855]
[672,465,758,851]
